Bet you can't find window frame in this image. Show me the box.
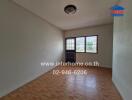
[76,36,86,53]
[85,35,98,54]
[65,35,98,54]
[65,37,76,51]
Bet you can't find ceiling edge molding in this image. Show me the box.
[64,22,113,32]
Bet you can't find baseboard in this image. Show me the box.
[0,65,58,98]
[112,75,132,100]
[112,78,123,100]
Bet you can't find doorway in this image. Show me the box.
[65,38,76,63]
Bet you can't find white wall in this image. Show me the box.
[0,0,64,97]
[112,0,132,100]
[65,24,113,68]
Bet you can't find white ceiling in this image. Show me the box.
[12,0,116,30]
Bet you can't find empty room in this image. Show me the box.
[0,0,132,100]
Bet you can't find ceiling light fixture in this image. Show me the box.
[64,5,77,14]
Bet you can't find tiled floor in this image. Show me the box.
[1,66,122,100]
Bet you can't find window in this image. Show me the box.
[76,37,85,52]
[66,38,75,50]
[65,36,98,53]
[86,36,97,53]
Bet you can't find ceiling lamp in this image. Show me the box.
[64,5,77,14]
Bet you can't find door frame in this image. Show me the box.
[65,37,76,62]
